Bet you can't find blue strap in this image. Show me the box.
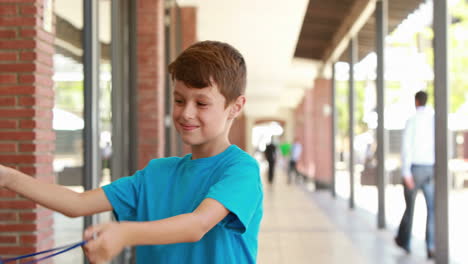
[1,240,88,264]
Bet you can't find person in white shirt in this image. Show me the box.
[395,91,435,259]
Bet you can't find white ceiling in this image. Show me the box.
[177,0,321,118]
[55,0,320,119]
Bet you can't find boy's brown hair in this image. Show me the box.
[168,40,247,107]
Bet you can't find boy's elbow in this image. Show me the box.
[63,212,79,218]
[189,214,211,242]
[188,231,204,243]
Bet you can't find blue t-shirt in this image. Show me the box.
[102,145,263,264]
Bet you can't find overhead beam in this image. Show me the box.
[320,0,376,74]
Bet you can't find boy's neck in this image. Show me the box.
[191,139,231,159]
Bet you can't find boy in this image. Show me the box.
[0,40,263,263]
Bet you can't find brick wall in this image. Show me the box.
[0,0,55,260]
[294,78,332,188]
[137,0,165,167]
[311,78,332,186]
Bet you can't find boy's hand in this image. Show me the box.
[83,222,129,263]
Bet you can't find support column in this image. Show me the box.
[376,0,387,229]
[331,63,336,197]
[433,0,450,262]
[137,0,165,167]
[348,37,357,209]
[83,0,100,234]
[0,0,55,258]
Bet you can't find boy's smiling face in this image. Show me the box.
[172,80,239,150]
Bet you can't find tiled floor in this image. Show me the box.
[257,170,435,264]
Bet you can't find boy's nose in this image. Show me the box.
[181,103,196,120]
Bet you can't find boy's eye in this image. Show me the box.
[197,102,208,107]
[174,99,184,104]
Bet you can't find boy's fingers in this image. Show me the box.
[84,223,105,240]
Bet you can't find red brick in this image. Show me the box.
[0,29,16,38]
[0,189,16,199]
[0,73,16,83]
[0,201,36,210]
[0,154,36,163]
[0,246,36,255]
[0,131,35,141]
[0,212,17,221]
[35,109,52,119]
[0,96,15,106]
[0,85,35,95]
[37,52,52,66]
[19,28,36,38]
[36,62,53,75]
[0,40,35,50]
[19,51,36,61]
[0,120,16,129]
[0,0,35,3]
[0,52,17,61]
[18,74,34,83]
[20,5,36,15]
[36,40,54,55]
[37,29,54,44]
[19,119,51,129]
[0,5,17,15]
[18,96,54,107]
[0,109,35,118]
[0,143,16,152]
[0,16,36,27]
[19,143,53,153]
[35,74,52,85]
[0,235,17,244]
[0,63,35,72]
[20,234,37,244]
[22,228,53,244]
[35,154,53,163]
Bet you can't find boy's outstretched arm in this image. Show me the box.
[0,164,113,217]
[83,198,229,263]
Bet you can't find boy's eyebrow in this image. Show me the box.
[173,90,213,100]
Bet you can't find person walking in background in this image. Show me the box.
[264,139,277,184]
[395,91,435,259]
[288,138,302,184]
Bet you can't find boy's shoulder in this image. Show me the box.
[145,156,183,170]
[223,146,260,171]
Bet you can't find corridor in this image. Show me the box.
[257,169,434,264]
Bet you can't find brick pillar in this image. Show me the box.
[0,0,55,259]
[294,80,333,188]
[311,78,332,187]
[298,89,315,179]
[137,0,165,168]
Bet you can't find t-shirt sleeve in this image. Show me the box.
[205,160,262,234]
[102,169,145,221]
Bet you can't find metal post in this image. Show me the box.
[349,37,357,209]
[331,63,337,198]
[83,0,100,231]
[376,0,387,229]
[83,2,100,264]
[433,0,450,262]
[110,0,136,262]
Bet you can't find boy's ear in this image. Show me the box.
[228,95,246,120]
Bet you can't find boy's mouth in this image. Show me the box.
[180,123,199,131]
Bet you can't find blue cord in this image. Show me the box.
[0,240,88,264]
